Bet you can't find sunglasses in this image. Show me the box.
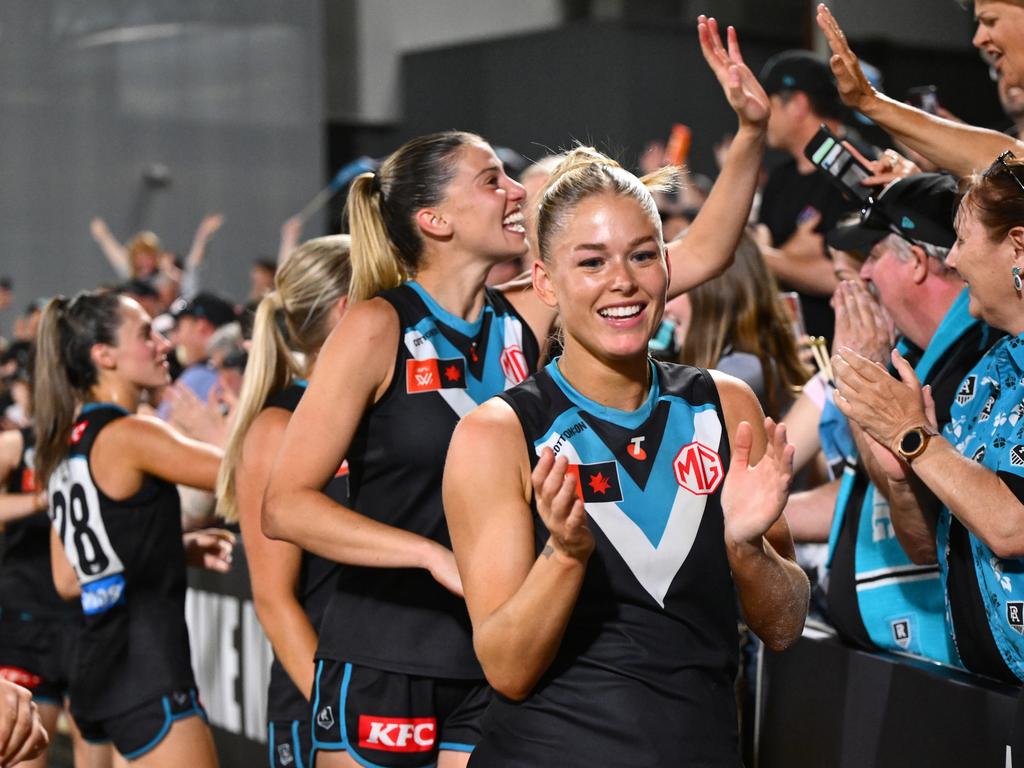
[983,150,1024,195]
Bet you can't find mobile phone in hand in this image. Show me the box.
[803,124,879,203]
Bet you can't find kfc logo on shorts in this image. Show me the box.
[673,442,724,495]
[1008,602,1024,635]
[358,716,436,753]
[500,344,528,384]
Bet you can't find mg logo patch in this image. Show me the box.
[499,344,528,384]
[316,705,335,731]
[1008,602,1024,635]
[891,618,911,649]
[673,442,724,495]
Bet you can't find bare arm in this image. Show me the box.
[262,299,461,588]
[180,214,224,299]
[50,528,80,600]
[714,372,809,650]
[89,218,132,279]
[0,430,46,525]
[784,478,840,543]
[817,4,1022,177]
[238,408,318,699]
[781,376,825,473]
[666,18,769,297]
[444,399,593,700]
[91,415,222,498]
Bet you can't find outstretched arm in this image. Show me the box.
[817,4,1022,177]
[715,372,809,650]
[665,17,769,296]
[89,217,132,278]
[180,214,224,299]
[444,399,593,701]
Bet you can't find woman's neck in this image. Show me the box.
[87,378,141,413]
[557,340,651,412]
[413,252,494,322]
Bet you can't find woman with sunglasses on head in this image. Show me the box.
[32,291,230,766]
[443,151,808,768]
[264,17,772,768]
[217,236,352,768]
[833,153,1024,683]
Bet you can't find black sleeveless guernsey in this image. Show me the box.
[0,429,75,620]
[316,282,538,679]
[471,360,742,767]
[48,404,195,720]
[263,384,344,722]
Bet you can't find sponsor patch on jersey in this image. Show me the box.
[626,436,648,461]
[357,715,436,753]
[955,376,976,406]
[405,358,466,394]
[891,618,911,649]
[20,467,37,493]
[673,441,724,495]
[69,420,88,445]
[0,666,43,690]
[567,461,623,503]
[80,572,126,615]
[500,344,528,384]
[1008,601,1024,635]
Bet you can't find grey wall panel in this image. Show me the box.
[0,0,325,315]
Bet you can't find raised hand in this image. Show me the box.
[698,15,770,129]
[721,419,795,546]
[831,281,893,366]
[815,4,878,113]
[532,449,594,563]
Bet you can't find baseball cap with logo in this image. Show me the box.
[170,291,237,329]
[760,50,844,119]
[826,173,958,253]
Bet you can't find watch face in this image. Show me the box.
[900,429,924,455]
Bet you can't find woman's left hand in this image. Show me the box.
[698,15,770,130]
[184,528,236,573]
[832,347,929,452]
[722,418,795,546]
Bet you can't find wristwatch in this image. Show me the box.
[897,425,938,462]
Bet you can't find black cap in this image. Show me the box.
[170,291,237,328]
[760,50,843,119]
[827,173,958,253]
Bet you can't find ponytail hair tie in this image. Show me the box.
[370,172,382,195]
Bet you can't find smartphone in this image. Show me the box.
[779,292,807,342]
[665,124,692,167]
[907,85,940,115]
[803,124,878,203]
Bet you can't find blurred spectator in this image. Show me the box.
[249,258,277,303]
[999,74,1024,138]
[677,229,811,420]
[757,49,866,344]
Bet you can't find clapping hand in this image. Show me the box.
[721,419,795,547]
[698,15,770,130]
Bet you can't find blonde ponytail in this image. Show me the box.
[347,173,407,302]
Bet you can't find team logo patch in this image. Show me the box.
[500,344,528,384]
[626,436,647,461]
[405,358,466,394]
[357,716,436,753]
[81,573,126,615]
[673,442,724,495]
[316,705,335,731]
[1011,445,1024,468]
[277,743,294,766]
[1007,602,1024,635]
[70,420,88,444]
[568,461,623,503]
[891,619,911,649]
[0,666,42,690]
[955,376,976,406]
[20,467,37,493]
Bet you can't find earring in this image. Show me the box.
[1014,266,1023,292]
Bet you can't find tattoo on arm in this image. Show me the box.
[542,544,554,559]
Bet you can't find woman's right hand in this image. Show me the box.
[532,449,594,563]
